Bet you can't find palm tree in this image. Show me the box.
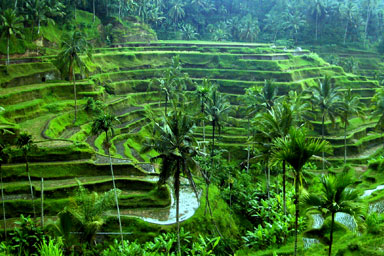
[204,87,231,159]
[168,0,185,23]
[245,79,278,114]
[55,31,91,123]
[25,0,64,35]
[239,16,260,42]
[195,79,212,151]
[309,76,341,171]
[91,112,123,243]
[282,9,306,43]
[0,9,23,65]
[67,184,117,245]
[339,89,365,164]
[303,172,360,256]
[142,109,199,255]
[272,128,331,256]
[310,0,327,41]
[16,133,37,218]
[339,0,358,44]
[149,56,189,114]
[258,102,294,212]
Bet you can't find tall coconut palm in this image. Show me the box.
[16,133,37,218]
[91,112,123,243]
[303,171,360,256]
[257,102,294,212]
[204,87,231,159]
[339,89,365,164]
[309,76,341,171]
[195,79,212,151]
[55,31,91,123]
[247,79,278,112]
[149,56,189,114]
[168,0,185,23]
[310,0,327,41]
[339,0,358,44]
[0,9,23,65]
[142,109,199,255]
[272,128,331,256]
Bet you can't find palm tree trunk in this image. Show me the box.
[315,12,318,41]
[283,160,287,216]
[93,0,96,23]
[203,120,206,153]
[73,68,77,123]
[119,0,121,20]
[26,155,36,218]
[1,166,6,239]
[14,0,17,9]
[6,37,9,66]
[40,177,44,227]
[38,19,41,35]
[344,20,349,45]
[365,9,371,43]
[344,123,347,165]
[294,172,300,256]
[106,132,123,244]
[329,212,335,256]
[175,159,181,256]
[322,113,325,171]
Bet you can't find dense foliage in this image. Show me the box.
[1,0,384,47]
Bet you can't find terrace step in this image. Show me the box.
[0,81,94,105]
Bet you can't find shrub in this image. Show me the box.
[38,238,64,256]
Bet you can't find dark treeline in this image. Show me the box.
[2,0,384,47]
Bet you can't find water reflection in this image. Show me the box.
[121,179,200,225]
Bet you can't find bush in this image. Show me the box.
[38,238,64,256]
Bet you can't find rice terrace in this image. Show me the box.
[1,0,384,255]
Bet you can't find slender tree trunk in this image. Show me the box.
[315,12,318,41]
[106,132,123,244]
[1,166,6,239]
[294,172,300,256]
[119,0,121,20]
[175,160,181,256]
[26,155,36,218]
[203,120,206,153]
[72,68,77,123]
[40,177,44,227]
[14,0,17,9]
[283,160,287,216]
[365,9,371,44]
[344,20,349,45]
[329,212,335,256]
[322,113,325,171]
[93,0,96,23]
[6,37,9,66]
[344,123,347,165]
[38,19,40,35]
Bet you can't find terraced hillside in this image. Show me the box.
[0,41,380,229]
